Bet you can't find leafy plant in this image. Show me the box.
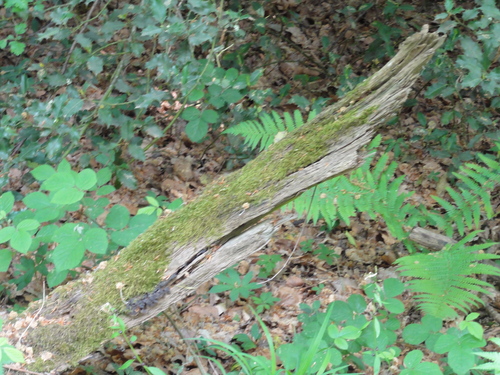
[0,160,181,290]
[256,254,282,278]
[210,268,262,301]
[251,292,280,314]
[427,153,500,236]
[224,109,317,152]
[396,231,500,319]
[110,313,166,375]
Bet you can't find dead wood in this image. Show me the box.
[2,26,444,373]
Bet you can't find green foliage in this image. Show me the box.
[234,105,500,318]
[427,153,500,236]
[473,338,500,374]
[301,240,339,266]
[418,0,500,161]
[0,318,25,375]
[224,109,317,152]
[110,314,166,375]
[0,0,269,188]
[0,160,180,290]
[289,137,421,242]
[251,292,280,314]
[210,268,262,301]
[256,254,282,278]
[396,231,500,319]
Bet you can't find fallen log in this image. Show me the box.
[2,26,445,372]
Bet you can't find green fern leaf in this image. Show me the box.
[224,109,315,152]
[396,231,499,318]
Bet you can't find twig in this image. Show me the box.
[3,365,44,375]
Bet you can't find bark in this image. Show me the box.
[2,26,445,373]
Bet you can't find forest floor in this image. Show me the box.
[2,0,500,374]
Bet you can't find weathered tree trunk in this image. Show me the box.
[3,27,444,372]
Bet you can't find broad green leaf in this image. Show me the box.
[10,41,25,55]
[201,109,219,123]
[385,298,405,314]
[2,345,25,363]
[128,144,145,161]
[51,187,84,205]
[31,165,56,181]
[23,191,51,209]
[116,170,137,189]
[76,169,97,190]
[35,224,58,243]
[52,223,83,244]
[62,98,84,118]
[10,230,32,253]
[185,119,208,142]
[383,278,404,297]
[148,0,167,22]
[0,191,14,213]
[145,367,167,375]
[404,350,424,368]
[96,167,112,186]
[111,214,156,246]
[105,205,130,230]
[57,159,72,173]
[16,219,40,231]
[221,88,244,104]
[52,241,85,271]
[83,228,108,254]
[0,249,13,272]
[188,88,204,102]
[96,185,115,196]
[41,172,75,191]
[0,227,15,243]
[34,207,61,222]
[47,269,69,287]
[181,107,200,121]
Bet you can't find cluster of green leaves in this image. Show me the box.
[232,105,500,318]
[0,160,179,291]
[225,109,317,152]
[0,0,273,188]
[426,153,500,236]
[416,0,500,163]
[397,231,500,319]
[204,278,500,375]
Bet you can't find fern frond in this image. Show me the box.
[224,109,315,152]
[396,232,500,318]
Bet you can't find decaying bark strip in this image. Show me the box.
[2,27,445,372]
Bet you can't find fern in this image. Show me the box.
[428,154,500,236]
[230,109,500,318]
[287,144,421,241]
[396,231,500,319]
[224,110,317,151]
